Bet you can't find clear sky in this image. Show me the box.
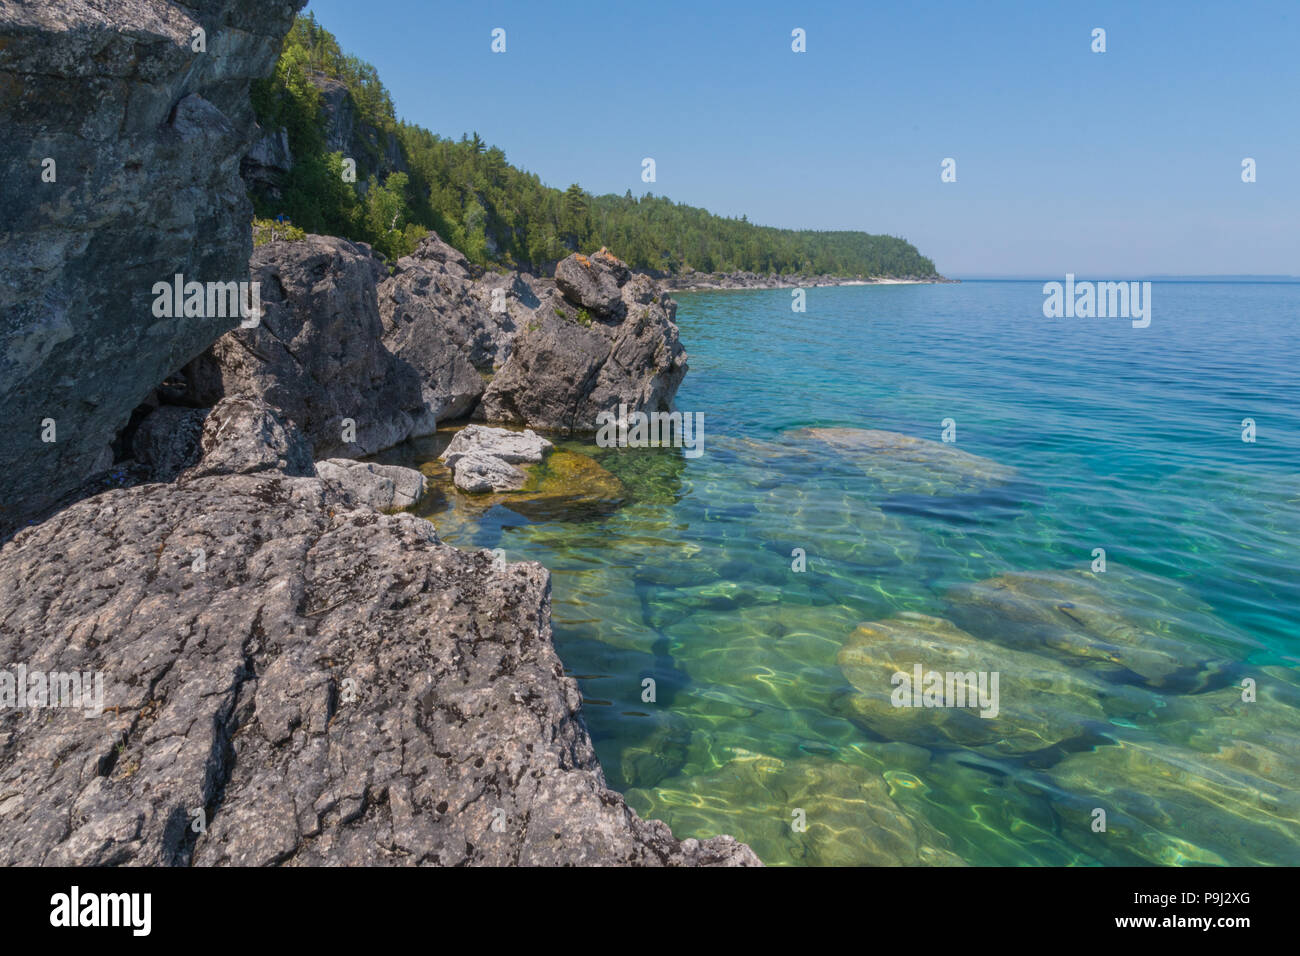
[301,0,1298,277]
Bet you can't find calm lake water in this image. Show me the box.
[383,280,1300,865]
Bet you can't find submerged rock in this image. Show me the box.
[1046,736,1300,866]
[837,612,1118,754]
[787,427,1017,495]
[943,568,1246,688]
[315,459,427,511]
[0,472,758,867]
[626,751,965,866]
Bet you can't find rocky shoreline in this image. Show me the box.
[0,0,756,866]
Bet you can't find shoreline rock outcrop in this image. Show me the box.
[184,234,434,458]
[478,249,689,433]
[0,0,307,534]
[0,402,758,866]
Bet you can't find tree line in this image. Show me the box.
[249,13,938,277]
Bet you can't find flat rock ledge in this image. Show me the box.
[440,425,553,494]
[0,472,759,866]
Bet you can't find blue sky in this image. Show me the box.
[302,0,1298,277]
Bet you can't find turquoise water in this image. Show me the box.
[387,280,1300,865]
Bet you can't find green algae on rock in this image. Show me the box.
[942,568,1248,689]
[786,427,1017,495]
[625,751,966,866]
[1045,736,1300,866]
[837,612,1119,755]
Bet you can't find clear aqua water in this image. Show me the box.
[390,280,1300,865]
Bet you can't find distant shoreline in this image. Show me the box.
[656,273,957,292]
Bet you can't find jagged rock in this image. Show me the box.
[0,0,306,534]
[378,234,518,421]
[478,251,688,433]
[0,472,758,866]
[315,459,427,511]
[182,397,315,479]
[131,406,208,482]
[437,425,553,493]
[555,249,626,316]
[183,235,433,457]
[241,126,292,197]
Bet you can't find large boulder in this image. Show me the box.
[478,250,689,433]
[183,397,315,480]
[0,473,760,867]
[0,0,306,535]
[377,233,525,421]
[184,235,433,457]
[554,249,627,316]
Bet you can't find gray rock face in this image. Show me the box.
[0,473,759,867]
[478,251,689,433]
[184,235,434,457]
[447,452,529,494]
[378,234,515,422]
[0,0,306,535]
[315,459,427,511]
[181,397,315,480]
[131,406,208,482]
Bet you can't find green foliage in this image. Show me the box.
[250,13,938,277]
[252,217,307,246]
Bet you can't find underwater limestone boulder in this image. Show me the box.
[1045,736,1300,866]
[315,459,427,511]
[836,612,1118,755]
[1040,666,1300,865]
[751,482,921,568]
[942,568,1248,689]
[625,750,966,866]
[786,427,1017,496]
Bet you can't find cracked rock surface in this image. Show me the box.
[0,472,759,866]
